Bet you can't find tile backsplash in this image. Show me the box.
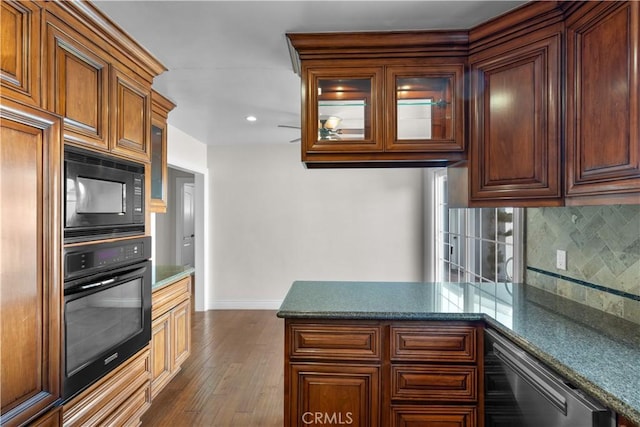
[525,205,640,324]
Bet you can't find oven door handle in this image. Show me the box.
[65,263,148,295]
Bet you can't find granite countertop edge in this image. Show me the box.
[482,317,640,424]
[277,281,640,424]
[152,265,195,290]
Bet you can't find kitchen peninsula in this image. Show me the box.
[278,281,640,426]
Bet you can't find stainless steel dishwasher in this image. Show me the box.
[485,329,615,427]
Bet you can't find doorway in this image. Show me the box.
[155,168,196,297]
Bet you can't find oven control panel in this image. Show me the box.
[64,237,151,280]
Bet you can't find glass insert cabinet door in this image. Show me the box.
[385,65,465,152]
[305,68,383,152]
[150,123,166,212]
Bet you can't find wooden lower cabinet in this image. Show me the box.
[290,364,380,427]
[285,320,482,427]
[1,98,62,427]
[31,407,62,427]
[391,405,477,427]
[150,276,192,398]
[62,346,151,427]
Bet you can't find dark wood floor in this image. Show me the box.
[141,310,284,426]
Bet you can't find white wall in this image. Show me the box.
[208,143,425,309]
[157,125,209,311]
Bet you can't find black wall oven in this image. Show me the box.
[63,237,151,401]
[64,146,145,243]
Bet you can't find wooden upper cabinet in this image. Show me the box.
[150,90,176,213]
[1,97,62,426]
[288,32,468,168]
[42,2,166,163]
[110,67,152,162]
[303,66,384,155]
[45,17,110,151]
[565,1,640,205]
[385,64,465,153]
[1,0,42,106]
[467,21,563,206]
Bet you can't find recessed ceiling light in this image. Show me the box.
[245,115,257,122]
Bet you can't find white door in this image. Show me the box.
[177,181,195,267]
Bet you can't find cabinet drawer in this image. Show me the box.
[152,276,191,320]
[391,405,477,427]
[289,324,381,361]
[63,346,150,426]
[391,325,477,362]
[391,365,477,402]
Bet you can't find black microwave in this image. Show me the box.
[64,146,145,243]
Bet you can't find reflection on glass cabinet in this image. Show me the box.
[151,125,163,200]
[150,90,175,213]
[317,78,370,142]
[395,76,453,141]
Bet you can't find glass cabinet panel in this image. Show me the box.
[305,68,383,154]
[386,65,465,153]
[151,124,164,200]
[396,76,452,140]
[317,78,370,142]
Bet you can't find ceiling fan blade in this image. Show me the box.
[337,128,365,134]
[289,137,301,143]
[278,124,301,129]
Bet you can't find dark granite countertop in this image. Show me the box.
[152,264,195,290]
[277,280,640,424]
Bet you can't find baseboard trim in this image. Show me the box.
[210,300,283,310]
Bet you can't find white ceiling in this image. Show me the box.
[94,1,527,145]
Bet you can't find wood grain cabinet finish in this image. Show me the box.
[391,405,477,427]
[1,97,62,427]
[391,365,478,402]
[388,323,481,427]
[284,320,482,427]
[565,1,640,204]
[110,67,152,162]
[289,363,381,427]
[31,407,62,427]
[45,15,110,151]
[468,23,563,206]
[42,2,165,163]
[62,346,151,427]
[288,32,468,167]
[150,90,176,213]
[1,0,42,106]
[150,276,192,399]
[289,323,382,360]
[391,325,477,363]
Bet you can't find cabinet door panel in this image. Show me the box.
[1,99,61,425]
[150,312,172,399]
[290,324,381,361]
[303,67,384,155]
[566,1,640,199]
[46,21,109,151]
[391,365,477,402]
[391,325,477,363]
[111,67,151,162]
[172,299,191,368]
[290,364,380,427]
[391,405,477,427]
[1,0,42,105]
[385,64,465,153]
[470,29,561,203]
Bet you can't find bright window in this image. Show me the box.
[433,169,523,283]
